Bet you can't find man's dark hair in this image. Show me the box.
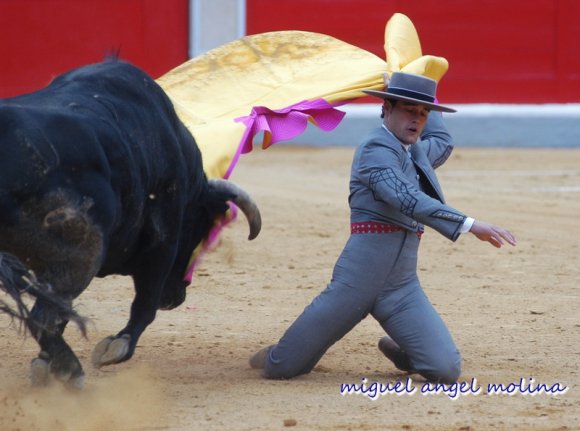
[380,99,397,118]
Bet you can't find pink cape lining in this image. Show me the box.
[226,98,347,178]
[183,203,238,284]
[184,98,349,283]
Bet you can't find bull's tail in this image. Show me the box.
[0,252,86,336]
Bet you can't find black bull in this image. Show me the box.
[0,59,261,387]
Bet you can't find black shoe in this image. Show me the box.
[249,345,274,369]
[378,336,413,372]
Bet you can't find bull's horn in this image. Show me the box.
[209,179,261,240]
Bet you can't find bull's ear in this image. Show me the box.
[208,179,261,240]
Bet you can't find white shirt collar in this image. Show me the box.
[382,124,412,152]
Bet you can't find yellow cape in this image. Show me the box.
[156,13,449,180]
[163,13,452,282]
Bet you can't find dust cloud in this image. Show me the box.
[0,364,167,431]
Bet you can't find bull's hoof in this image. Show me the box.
[31,351,86,389]
[64,374,85,390]
[30,353,50,387]
[51,365,85,390]
[91,334,131,368]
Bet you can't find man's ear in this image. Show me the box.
[381,100,392,118]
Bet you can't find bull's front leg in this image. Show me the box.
[91,258,169,368]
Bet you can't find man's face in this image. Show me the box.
[384,101,430,145]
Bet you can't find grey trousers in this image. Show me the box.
[263,229,461,383]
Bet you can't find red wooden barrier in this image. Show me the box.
[2,1,578,103]
[246,0,580,103]
[0,0,188,98]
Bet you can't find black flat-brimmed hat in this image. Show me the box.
[363,72,456,113]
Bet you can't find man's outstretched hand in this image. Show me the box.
[470,221,517,248]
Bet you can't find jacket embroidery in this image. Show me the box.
[369,168,417,217]
[430,209,465,223]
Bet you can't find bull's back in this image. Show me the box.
[0,60,205,277]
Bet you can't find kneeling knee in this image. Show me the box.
[422,355,462,384]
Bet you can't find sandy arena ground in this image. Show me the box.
[0,145,579,431]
